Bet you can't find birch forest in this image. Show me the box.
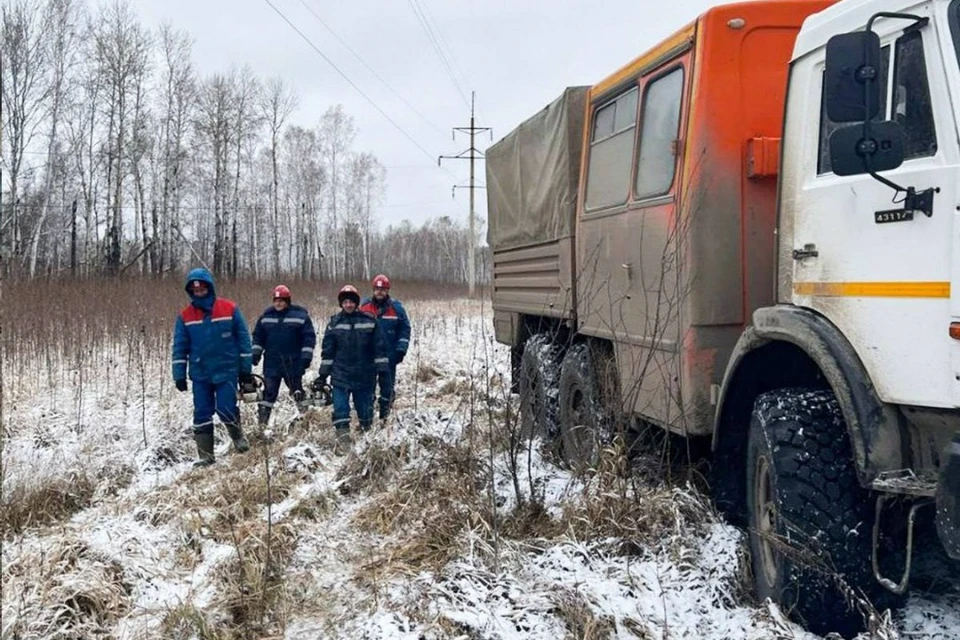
[0,0,487,283]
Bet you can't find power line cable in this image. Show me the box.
[260,0,458,180]
[298,0,448,139]
[416,0,474,103]
[406,0,470,109]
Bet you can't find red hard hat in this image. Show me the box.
[372,274,391,290]
[273,285,291,300]
[338,284,360,305]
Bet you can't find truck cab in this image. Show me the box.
[716,0,960,634]
[487,0,960,635]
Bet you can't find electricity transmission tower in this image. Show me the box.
[439,91,491,296]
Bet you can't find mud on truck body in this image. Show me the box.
[487,0,960,635]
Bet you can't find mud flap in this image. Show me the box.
[936,434,960,560]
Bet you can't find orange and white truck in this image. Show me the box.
[486,0,960,635]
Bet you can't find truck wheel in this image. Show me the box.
[519,333,562,441]
[746,388,898,638]
[558,342,614,473]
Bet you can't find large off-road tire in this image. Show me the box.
[557,342,618,474]
[746,388,900,638]
[518,333,562,442]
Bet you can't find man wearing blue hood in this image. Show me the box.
[172,267,255,467]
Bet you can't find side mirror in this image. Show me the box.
[829,121,904,176]
[824,31,883,122]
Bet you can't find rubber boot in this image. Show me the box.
[226,422,250,453]
[257,404,271,427]
[359,420,372,433]
[193,432,215,467]
[335,426,352,454]
[290,389,305,413]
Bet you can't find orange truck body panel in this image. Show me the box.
[571,0,837,433]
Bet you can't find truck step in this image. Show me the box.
[870,469,937,497]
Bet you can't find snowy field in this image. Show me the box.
[1,297,958,639]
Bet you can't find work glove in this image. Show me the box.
[395,351,406,365]
[252,353,261,366]
[239,373,256,387]
[175,379,188,392]
[311,376,328,392]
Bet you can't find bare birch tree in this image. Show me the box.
[27,0,80,276]
[91,0,151,274]
[259,75,297,276]
[1,0,48,270]
[155,23,194,275]
[319,105,355,279]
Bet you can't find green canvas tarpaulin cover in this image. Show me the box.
[485,86,588,251]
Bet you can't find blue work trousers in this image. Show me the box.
[375,365,397,418]
[262,370,304,407]
[332,386,374,430]
[192,379,239,434]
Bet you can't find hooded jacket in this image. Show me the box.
[171,268,253,384]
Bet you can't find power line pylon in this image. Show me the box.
[439,91,491,296]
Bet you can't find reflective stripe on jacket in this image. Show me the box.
[317,310,389,390]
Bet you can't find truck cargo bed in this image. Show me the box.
[486,86,587,325]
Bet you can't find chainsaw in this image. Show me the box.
[301,382,333,408]
[239,374,265,404]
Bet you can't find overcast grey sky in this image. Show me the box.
[135,0,720,232]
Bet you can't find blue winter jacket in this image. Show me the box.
[251,304,317,376]
[171,268,253,384]
[359,296,411,363]
[317,309,390,390]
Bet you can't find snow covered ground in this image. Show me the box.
[2,298,958,639]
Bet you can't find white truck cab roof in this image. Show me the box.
[793,0,942,59]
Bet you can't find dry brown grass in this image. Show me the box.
[499,500,564,540]
[160,603,227,640]
[2,536,133,638]
[287,490,336,522]
[555,446,718,555]
[334,438,410,496]
[415,362,443,384]
[0,468,97,537]
[353,439,486,578]
[147,446,306,638]
[0,277,478,404]
[216,520,299,637]
[165,454,301,534]
[552,587,618,640]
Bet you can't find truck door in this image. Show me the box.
[792,12,959,408]
[576,51,691,425]
[946,0,960,407]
